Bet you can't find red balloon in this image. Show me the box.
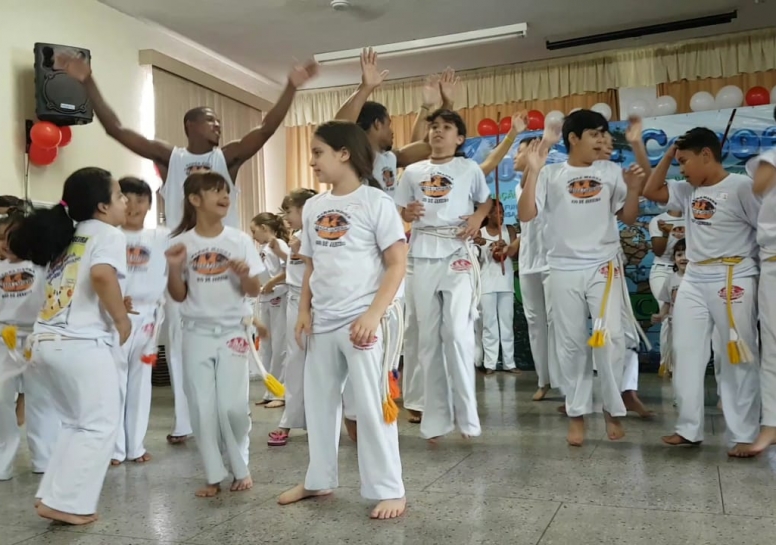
[477,118,499,137]
[58,126,72,147]
[30,121,62,149]
[29,143,58,166]
[498,117,512,135]
[745,86,770,106]
[526,110,545,131]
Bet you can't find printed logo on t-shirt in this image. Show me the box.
[419,174,453,202]
[190,250,230,281]
[41,236,87,322]
[0,269,35,298]
[691,197,716,224]
[566,177,603,203]
[598,264,621,278]
[314,210,351,247]
[382,167,395,188]
[184,164,212,176]
[289,255,303,265]
[270,296,282,307]
[718,285,745,302]
[142,322,155,336]
[226,337,250,355]
[126,245,151,270]
[353,336,378,350]
[451,259,473,272]
[671,225,685,239]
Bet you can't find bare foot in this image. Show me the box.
[195,484,221,498]
[15,394,25,427]
[567,417,585,447]
[278,484,332,505]
[34,499,41,508]
[483,369,495,375]
[255,399,270,406]
[427,436,441,445]
[532,385,550,401]
[231,475,253,492]
[370,497,407,520]
[750,426,776,456]
[557,404,567,415]
[110,459,122,466]
[407,409,422,424]
[166,434,188,445]
[622,390,656,418]
[728,443,756,458]
[265,400,285,409]
[661,433,702,446]
[36,503,97,525]
[344,418,358,442]
[604,411,625,441]
[131,453,151,463]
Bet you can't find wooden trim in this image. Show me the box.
[138,49,272,111]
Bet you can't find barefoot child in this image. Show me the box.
[278,121,407,519]
[643,129,761,457]
[250,212,290,408]
[167,171,264,497]
[9,168,129,524]
[518,110,646,446]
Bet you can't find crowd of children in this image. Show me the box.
[1,47,776,527]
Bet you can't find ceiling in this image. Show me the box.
[100,0,775,89]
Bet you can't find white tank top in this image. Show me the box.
[479,225,514,294]
[160,147,239,231]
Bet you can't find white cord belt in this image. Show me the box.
[616,254,651,352]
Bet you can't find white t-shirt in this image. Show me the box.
[479,225,514,294]
[745,148,776,260]
[514,180,548,274]
[300,185,405,334]
[122,227,170,313]
[666,174,760,283]
[373,150,399,199]
[395,157,490,259]
[658,271,684,316]
[0,260,46,332]
[172,226,265,327]
[160,147,239,231]
[259,240,289,302]
[286,230,305,290]
[535,160,627,271]
[35,220,127,342]
[648,212,686,266]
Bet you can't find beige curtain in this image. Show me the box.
[658,70,776,114]
[152,68,265,230]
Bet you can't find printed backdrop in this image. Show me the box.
[464,105,776,367]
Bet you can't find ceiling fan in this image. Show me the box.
[281,0,392,22]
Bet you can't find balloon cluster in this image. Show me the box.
[477,110,546,136]
[28,121,73,166]
[689,85,776,112]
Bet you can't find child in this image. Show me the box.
[518,110,645,447]
[395,109,491,441]
[278,121,407,520]
[9,167,129,524]
[475,200,519,375]
[111,177,169,465]
[250,212,289,408]
[268,188,317,446]
[166,171,264,497]
[643,128,761,457]
[0,210,59,481]
[652,239,688,376]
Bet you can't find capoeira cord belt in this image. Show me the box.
[413,225,482,320]
[381,299,405,424]
[243,316,285,398]
[0,325,29,384]
[697,256,753,365]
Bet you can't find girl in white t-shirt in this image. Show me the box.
[278,121,407,520]
[0,211,59,482]
[167,171,264,498]
[8,167,129,525]
[652,239,687,377]
[269,188,317,446]
[250,212,290,408]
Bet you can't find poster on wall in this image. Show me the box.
[466,105,776,366]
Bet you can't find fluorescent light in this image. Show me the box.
[314,23,528,65]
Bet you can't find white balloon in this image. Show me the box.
[590,102,612,120]
[690,91,715,112]
[545,110,564,126]
[771,85,776,104]
[714,85,744,109]
[654,95,677,116]
[627,99,652,118]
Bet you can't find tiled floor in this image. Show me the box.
[2,372,776,545]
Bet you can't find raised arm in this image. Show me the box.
[517,141,548,222]
[625,116,652,178]
[480,112,526,176]
[752,160,776,196]
[617,165,647,226]
[335,48,388,122]
[643,145,676,205]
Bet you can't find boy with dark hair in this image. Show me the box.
[518,109,646,446]
[643,127,761,457]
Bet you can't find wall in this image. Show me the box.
[262,130,287,211]
[1,0,280,203]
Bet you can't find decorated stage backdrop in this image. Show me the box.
[463,105,776,367]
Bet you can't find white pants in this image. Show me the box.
[402,264,423,412]
[259,295,287,401]
[34,339,120,515]
[649,264,673,365]
[278,291,305,430]
[303,324,404,500]
[412,253,480,438]
[760,261,776,426]
[622,350,639,392]
[672,276,760,443]
[480,291,515,370]
[550,264,626,417]
[182,324,252,484]
[165,300,192,437]
[114,312,155,461]
[621,293,641,392]
[520,271,559,388]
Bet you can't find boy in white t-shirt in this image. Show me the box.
[395,109,492,442]
[643,128,761,457]
[518,110,646,446]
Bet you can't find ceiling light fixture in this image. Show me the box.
[314,23,528,65]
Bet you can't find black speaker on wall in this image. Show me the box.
[34,43,93,126]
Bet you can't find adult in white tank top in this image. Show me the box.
[57,52,319,230]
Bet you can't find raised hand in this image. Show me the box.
[625,116,643,144]
[439,67,459,106]
[421,74,442,108]
[526,139,549,172]
[289,235,301,255]
[165,243,187,266]
[288,59,319,89]
[623,164,646,190]
[511,111,528,134]
[360,48,389,89]
[55,51,91,82]
[541,121,562,148]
